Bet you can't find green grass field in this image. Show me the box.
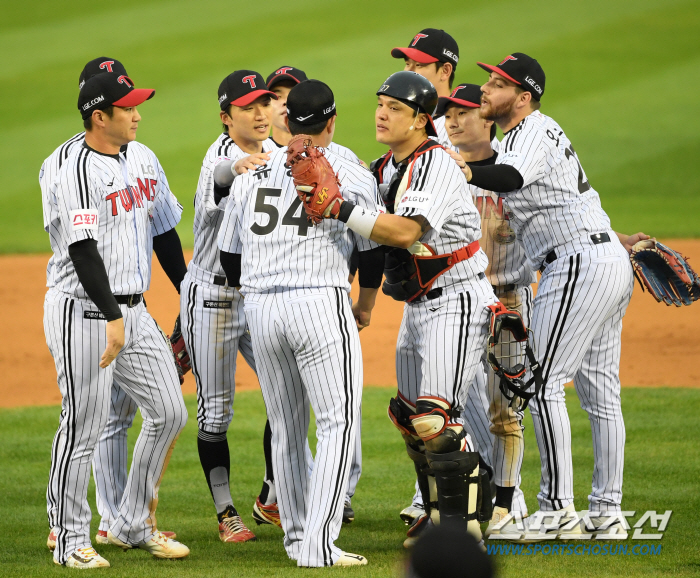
[1,0,699,253]
[1,387,699,577]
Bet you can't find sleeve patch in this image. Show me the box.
[396,192,431,212]
[69,208,99,231]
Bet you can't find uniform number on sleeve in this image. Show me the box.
[250,187,309,237]
[564,144,591,194]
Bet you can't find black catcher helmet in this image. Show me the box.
[377,71,438,136]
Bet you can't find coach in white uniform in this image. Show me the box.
[463,53,646,540]
[41,57,180,552]
[218,80,384,567]
[180,69,278,543]
[43,72,190,568]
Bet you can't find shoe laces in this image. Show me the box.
[151,531,170,545]
[75,547,99,559]
[221,514,248,534]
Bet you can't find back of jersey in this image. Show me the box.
[497,111,611,268]
[218,147,380,292]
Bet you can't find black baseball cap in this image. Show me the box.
[391,28,459,70]
[79,57,128,89]
[286,80,336,126]
[435,83,482,116]
[477,53,545,101]
[78,72,154,119]
[266,66,308,90]
[218,70,277,110]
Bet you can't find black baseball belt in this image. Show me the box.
[539,233,610,273]
[114,294,143,307]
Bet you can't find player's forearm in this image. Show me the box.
[337,202,422,249]
[466,163,524,193]
[153,228,188,293]
[68,239,122,321]
[357,286,379,310]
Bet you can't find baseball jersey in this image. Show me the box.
[190,133,277,275]
[43,141,182,296]
[218,147,383,292]
[496,110,612,270]
[379,143,488,292]
[468,153,535,287]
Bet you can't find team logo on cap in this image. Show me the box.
[442,48,458,62]
[242,75,257,88]
[82,95,105,111]
[499,55,518,66]
[411,33,428,46]
[276,67,293,75]
[117,75,132,88]
[450,85,466,97]
[99,60,115,72]
[219,93,228,104]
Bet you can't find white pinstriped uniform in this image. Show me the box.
[497,111,634,512]
[180,133,276,436]
[218,146,382,566]
[39,133,156,536]
[380,143,497,446]
[469,158,536,514]
[431,115,457,151]
[42,141,187,564]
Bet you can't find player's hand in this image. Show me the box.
[233,152,270,175]
[101,318,125,368]
[352,302,372,331]
[445,148,472,181]
[618,232,653,254]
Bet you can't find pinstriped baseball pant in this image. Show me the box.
[528,241,633,512]
[244,287,361,567]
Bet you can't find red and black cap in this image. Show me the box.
[286,80,336,126]
[78,72,154,119]
[435,83,482,116]
[266,66,308,90]
[391,28,459,70]
[218,70,277,110]
[477,53,545,101]
[79,57,128,89]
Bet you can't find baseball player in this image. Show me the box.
[257,64,363,525]
[391,29,459,151]
[459,53,646,540]
[391,32,497,527]
[440,84,533,534]
[181,69,277,542]
[217,79,385,567]
[42,72,191,568]
[41,58,178,555]
[305,71,498,546]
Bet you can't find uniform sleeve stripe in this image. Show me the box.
[81,150,90,209]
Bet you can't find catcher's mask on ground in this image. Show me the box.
[486,302,543,412]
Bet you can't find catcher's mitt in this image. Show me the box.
[630,239,700,307]
[169,314,191,384]
[286,134,344,224]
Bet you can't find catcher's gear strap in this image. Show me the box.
[426,450,480,523]
[388,393,418,437]
[382,241,481,302]
[370,150,392,185]
[478,468,494,523]
[486,302,543,411]
[630,239,700,307]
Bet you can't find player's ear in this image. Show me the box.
[441,62,453,83]
[91,109,107,129]
[414,112,429,133]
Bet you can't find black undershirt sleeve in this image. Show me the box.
[68,239,122,321]
[467,163,524,193]
[152,228,188,293]
[357,245,385,289]
[220,250,242,287]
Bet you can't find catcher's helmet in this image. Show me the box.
[377,71,438,136]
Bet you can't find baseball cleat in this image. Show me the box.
[585,514,629,540]
[342,499,355,524]
[140,530,190,558]
[403,512,431,549]
[54,547,110,569]
[498,504,584,543]
[485,506,512,537]
[252,497,282,528]
[107,530,134,550]
[98,528,177,545]
[47,527,58,551]
[400,504,425,526]
[334,552,368,566]
[219,506,256,543]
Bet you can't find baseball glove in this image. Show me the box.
[630,239,700,307]
[169,314,191,383]
[286,134,344,224]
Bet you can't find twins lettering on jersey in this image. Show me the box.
[105,179,158,216]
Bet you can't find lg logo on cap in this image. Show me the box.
[524,76,542,94]
[82,95,105,110]
[442,48,458,62]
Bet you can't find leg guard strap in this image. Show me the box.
[426,450,480,526]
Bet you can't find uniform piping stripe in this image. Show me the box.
[187,283,205,424]
[451,294,467,404]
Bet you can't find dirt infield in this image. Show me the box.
[2,240,699,408]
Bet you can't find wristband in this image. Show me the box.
[343,203,380,239]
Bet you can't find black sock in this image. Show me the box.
[495,485,516,511]
[197,429,233,515]
[259,420,276,505]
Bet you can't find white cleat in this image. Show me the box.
[498,504,585,543]
[399,504,425,525]
[139,530,190,559]
[95,530,110,545]
[106,530,134,550]
[585,513,629,540]
[485,506,512,537]
[47,527,58,551]
[54,547,110,569]
[334,552,368,566]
